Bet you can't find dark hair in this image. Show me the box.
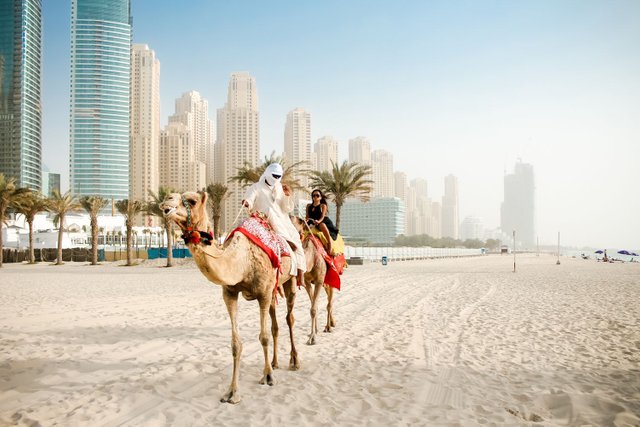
[310,189,327,205]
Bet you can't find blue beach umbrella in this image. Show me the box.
[631,252,639,257]
[594,250,604,254]
[617,250,631,255]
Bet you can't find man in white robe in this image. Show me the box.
[242,163,306,286]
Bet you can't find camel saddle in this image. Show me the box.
[226,214,290,270]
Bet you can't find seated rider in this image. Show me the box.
[305,189,339,254]
[241,163,306,287]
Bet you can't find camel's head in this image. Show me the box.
[160,191,209,231]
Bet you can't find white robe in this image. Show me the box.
[243,179,306,274]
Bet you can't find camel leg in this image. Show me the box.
[220,287,242,404]
[307,281,323,345]
[258,292,275,386]
[324,285,336,332]
[282,279,300,370]
[269,299,279,369]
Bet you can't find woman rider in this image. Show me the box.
[305,189,339,254]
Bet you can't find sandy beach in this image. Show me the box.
[1,254,638,426]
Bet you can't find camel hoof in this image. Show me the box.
[271,360,279,370]
[289,359,301,371]
[323,326,332,333]
[306,336,316,345]
[259,373,275,386]
[220,391,241,404]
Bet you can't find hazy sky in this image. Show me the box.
[41,1,640,249]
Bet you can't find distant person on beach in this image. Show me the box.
[603,249,609,262]
[306,189,339,254]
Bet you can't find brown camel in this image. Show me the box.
[292,217,336,345]
[161,191,300,404]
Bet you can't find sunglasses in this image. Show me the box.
[312,194,321,198]
[271,174,281,179]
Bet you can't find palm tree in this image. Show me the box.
[229,151,308,192]
[308,160,374,229]
[80,196,108,265]
[0,174,30,267]
[48,190,81,265]
[204,182,230,239]
[13,191,49,264]
[115,199,144,266]
[147,186,176,267]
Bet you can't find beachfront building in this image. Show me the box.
[314,136,338,172]
[169,91,213,183]
[461,216,484,241]
[40,165,60,197]
[348,136,371,166]
[372,149,394,198]
[214,72,260,230]
[329,197,405,245]
[441,174,459,239]
[0,0,42,191]
[130,44,160,225]
[284,107,311,197]
[501,160,535,248]
[69,0,132,201]
[159,122,205,193]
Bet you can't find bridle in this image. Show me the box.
[179,194,213,246]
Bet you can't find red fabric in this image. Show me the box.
[226,215,291,302]
[307,234,342,290]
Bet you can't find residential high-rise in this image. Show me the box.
[461,216,484,241]
[169,91,213,183]
[501,161,535,248]
[348,136,371,166]
[159,122,205,193]
[214,72,259,231]
[284,107,311,194]
[371,149,394,197]
[69,0,132,201]
[0,0,42,191]
[441,174,459,239]
[314,136,338,172]
[130,44,159,225]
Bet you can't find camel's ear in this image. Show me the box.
[198,190,208,205]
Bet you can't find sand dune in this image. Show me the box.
[1,254,639,426]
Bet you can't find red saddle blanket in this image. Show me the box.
[305,234,344,290]
[226,214,290,270]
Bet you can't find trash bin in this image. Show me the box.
[381,256,388,265]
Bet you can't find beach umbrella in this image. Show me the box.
[617,250,631,255]
[594,250,603,254]
[631,252,639,257]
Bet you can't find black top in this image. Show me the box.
[307,203,339,240]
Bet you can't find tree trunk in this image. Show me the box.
[166,223,173,267]
[126,224,133,266]
[28,219,35,263]
[335,203,342,230]
[90,216,98,265]
[0,219,4,267]
[56,214,64,265]
[213,214,220,239]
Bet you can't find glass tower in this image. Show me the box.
[69,0,131,200]
[0,0,42,191]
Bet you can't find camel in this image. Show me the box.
[161,190,300,404]
[291,217,336,345]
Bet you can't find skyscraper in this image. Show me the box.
[441,174,459,239]
[284,107,311,195]
[215,72,259,230]
[159,122,205,193]
[69,0,132,201]
[314,136,338,172]
[348,136,371,166]
[169,91,213,182]
[371,149,394,197]
[130,44,159,221]
[501,161,535,248]
[0,0,42,191]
